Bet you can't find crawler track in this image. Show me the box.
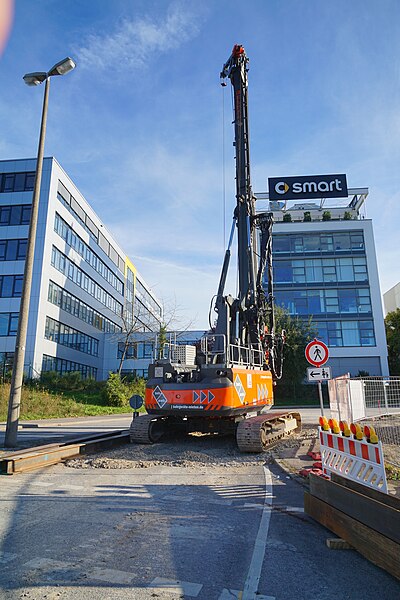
[130,411,301,453]
[236,411,301,452]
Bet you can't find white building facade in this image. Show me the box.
[383,282,400,315]
[256,186,389,377]
[0,157,163,380]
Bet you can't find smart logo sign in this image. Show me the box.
[268,174,348,201]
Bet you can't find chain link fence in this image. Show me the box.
[328,375,400,467]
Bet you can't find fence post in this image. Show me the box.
[383,380,390,414]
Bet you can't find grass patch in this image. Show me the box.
[0,382,145,421]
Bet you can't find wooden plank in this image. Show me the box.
[331,472,400,510]
[304,492,400,581]
[309,473,400,545]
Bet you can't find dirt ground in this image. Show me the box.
[65,424,319,470]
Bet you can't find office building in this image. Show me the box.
[383,282,400,315]
[256,185,389,377]
[0,157,163,380]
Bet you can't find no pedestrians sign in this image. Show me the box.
[305,339,329,367]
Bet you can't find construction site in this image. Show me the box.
[1,25,400,600]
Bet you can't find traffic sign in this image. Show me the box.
[129,394,144,410]
[305,339,329,367]
[307,366,331,382]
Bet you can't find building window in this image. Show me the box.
[45,316,99,357]
[42,354,97,379]
[0,172,35,193]
[273,257,368,285]
[273,231,365,255]
[57,180,125,273]
[48,281,121,334]
[0,205,31,226]
[0,312,19,336]
[117,342,136,359]
[0,275,23,297]
[137,342,154,359]
[275,288,371,317]
[51,246,123,317]
[314,320,375,347]
[54,214,126,292]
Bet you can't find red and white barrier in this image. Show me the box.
[319,427,388,494]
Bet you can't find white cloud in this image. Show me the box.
[77,1,203,72]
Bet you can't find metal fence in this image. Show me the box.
[328,375,400,467]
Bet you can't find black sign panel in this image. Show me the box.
[268,174,348,201]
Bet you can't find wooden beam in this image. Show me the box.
[309,474,400,545]
[331,473,400,511]
[304,492,400,581]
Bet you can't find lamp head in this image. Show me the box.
[23,72,47,86]
[47,57,76,77]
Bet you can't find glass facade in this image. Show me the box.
[51,246,123,317]
[0,239,27,261]
[0,205,31,226]
[0,312,19,336]
[117,341,154,359]
[42,354,97,379]
[48,281,121,334]
[0,171,35,193]
[57,181,125,273]
[272,230,376,347]
[0,275,23,297]
[54,213,124,295]
[45,316,99,357]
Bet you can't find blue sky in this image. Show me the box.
[1,0,400,329]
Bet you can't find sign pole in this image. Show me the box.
[318,381,324,416]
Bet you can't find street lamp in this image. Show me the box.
[4,57,76,447]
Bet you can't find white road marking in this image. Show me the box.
[242,466,275,600]
[148,577,202,596]
[29,481,53,487]
[286,506,304,513]
[88,567,135,584]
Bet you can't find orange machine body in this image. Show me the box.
[145,367,274,417]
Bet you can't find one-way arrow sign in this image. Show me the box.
[307,366,331,381]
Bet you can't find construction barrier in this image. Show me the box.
[318,417,388,494]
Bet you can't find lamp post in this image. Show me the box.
[4,57,76,447]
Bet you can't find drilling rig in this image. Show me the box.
[130,45,301,452]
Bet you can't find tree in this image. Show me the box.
[274,305,317,386]
[114,295,196,375]
[385,309,400,374]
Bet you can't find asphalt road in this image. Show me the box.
[0,458,398,599]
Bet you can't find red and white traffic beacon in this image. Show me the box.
[305,339,330,415]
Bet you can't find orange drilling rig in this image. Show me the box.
[130,45,300,451]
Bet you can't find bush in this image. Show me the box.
[58,371,82,390]
[303,211,311,222]
[102,373,129,407]
[343,211,353,220]
[40,371,61,388]
[283,213,292,222]
[322,211,331,221]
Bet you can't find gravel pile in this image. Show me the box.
[65,425,319,471]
